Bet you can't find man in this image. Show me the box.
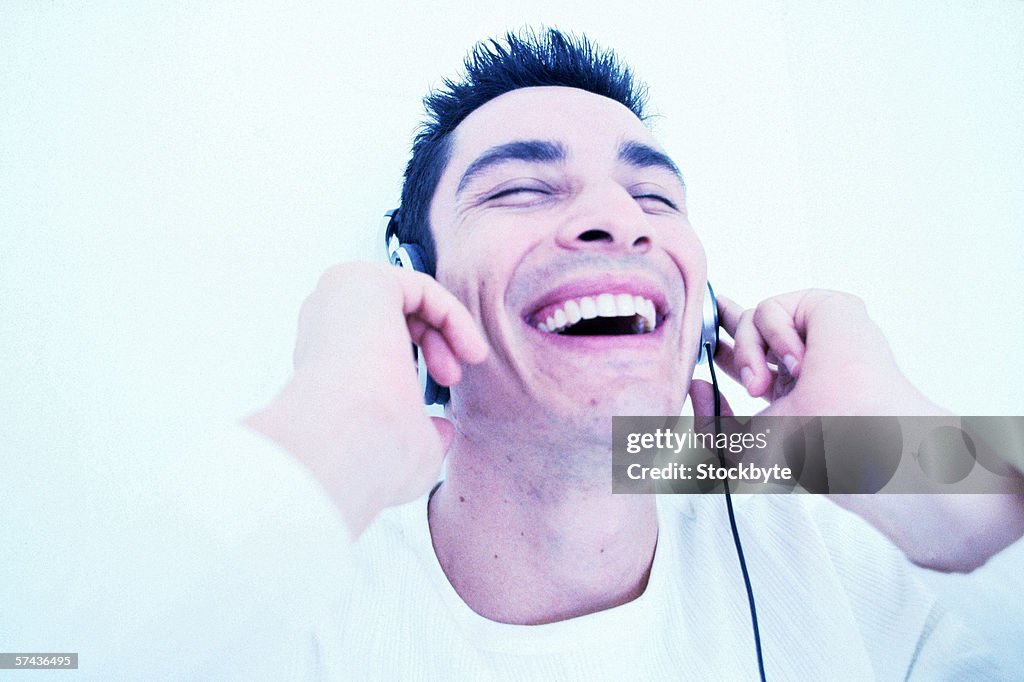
[236,30,1011,678]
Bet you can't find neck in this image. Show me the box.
[428,432,659,625]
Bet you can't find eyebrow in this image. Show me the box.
[617,140,685,187]
[456,140,566,195]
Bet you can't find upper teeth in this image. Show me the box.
[536,293,658,334]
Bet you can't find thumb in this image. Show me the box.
[431,416,456,456]
[689,379,735,420]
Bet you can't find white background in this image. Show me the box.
[2,0,1022,672]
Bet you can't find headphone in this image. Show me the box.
[383,208,720,405]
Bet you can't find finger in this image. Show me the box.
[407,315,457,353]
[408,316,475,387]
[711,339,741,383]
[431,416,456,455]
[397,269,489,365]
[689,379,735,419]
[717,295,745,339]
[420,327,462,387]
[752,299,806,378]
[689,378,714,419]
[731,308,772,397]
[715,341,781,397]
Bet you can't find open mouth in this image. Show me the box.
[532,293,661,336]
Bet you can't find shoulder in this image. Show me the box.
[342,491,439,596]
[727,495,1000,679]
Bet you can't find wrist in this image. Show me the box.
[243,392,391,538]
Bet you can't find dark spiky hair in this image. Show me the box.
[395,28,649,275]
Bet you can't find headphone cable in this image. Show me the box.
[706,342,766,681]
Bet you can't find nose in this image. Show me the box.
[555,186,653,255]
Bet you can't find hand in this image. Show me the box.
[692,289,939,417]
[688,289,1024,572]
[246,262,488,537]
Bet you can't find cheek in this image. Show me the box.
[434,247,502,326]
[436,226,531,307]
[664,224,707,284]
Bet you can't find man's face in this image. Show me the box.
[430,86,707,438]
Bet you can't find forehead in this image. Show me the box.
[445,86,660,172]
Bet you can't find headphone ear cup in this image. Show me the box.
[384,221,451,406]
[393,242,429,274]
[410,345,451,405]
[423,372,451,406]
[395,243,449,404]
[697,281,719,364]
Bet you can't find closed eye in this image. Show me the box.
[633,193,679,211]
[487,187,549,201]
[482,182,557,208]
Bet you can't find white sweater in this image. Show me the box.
[86,427,996,680]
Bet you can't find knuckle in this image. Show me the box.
[815,289,866,312]
[315,263,357,292]
[797,289,870,326]
[752,303,772,327]
[316,262,388,293]
[842,291,867,310]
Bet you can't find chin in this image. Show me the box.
[452,371,685,446]
[550,379,684,424]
